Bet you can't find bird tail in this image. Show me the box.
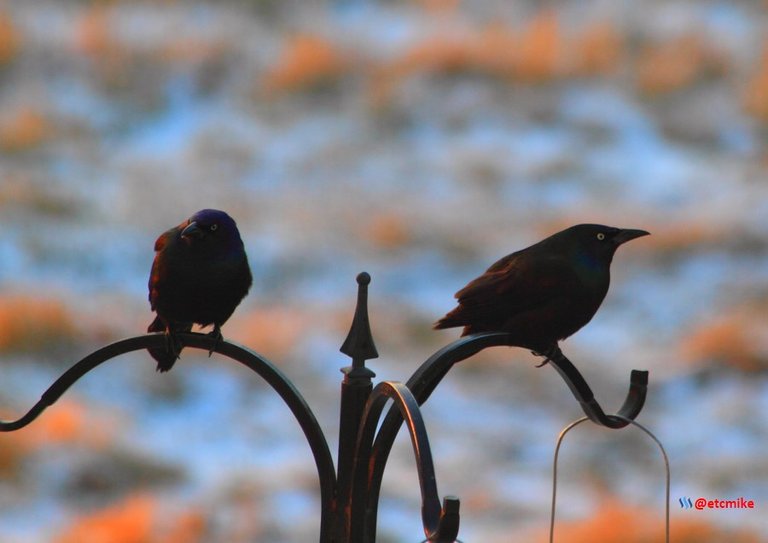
[433,309,472,336]
[147,316,185,372]
[434,308,479,337]
[433,317,455,330]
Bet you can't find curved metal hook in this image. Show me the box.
[351,381,460,543]
[0,333,337,543]
[364,332,649,539]
[547,347,648,429]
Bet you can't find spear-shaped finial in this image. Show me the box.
[340,272,378,371]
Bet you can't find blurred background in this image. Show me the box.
[0,0,767,541]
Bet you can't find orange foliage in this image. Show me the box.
[0,432,26,477]
[640,222,726,253]
[369,32,476,106]
[681,310,768,372]
[75,4,118,58]
[3,399,112,457]
[636,34,725,96]
[73,3,133,87]
[0,400,90,476]
[743,42,768,122]
[163,510,206,543]
[395,34,475,75]
[56,495,207,543]
[0,294,77,353]
[227,306,309,359]
[416,0,461,15]
[636,35,699,95]
[370,10,574,104]
[572,21,623,76]
[383,11,565,83]
[545,503,759,543]
[0,107,53,152]
[56,495,156,543]
[0,9,20,65]
[29,400,87,444]
[515,9,564,82]
[364,212,412,250]
[262,34,349,95]
[471,24,520,76]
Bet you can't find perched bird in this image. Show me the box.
[434,224,649,362]
[148,209,252,372]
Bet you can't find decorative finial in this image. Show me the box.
[357,271,371,286]
[340,272,379,371]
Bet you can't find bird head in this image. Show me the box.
[561,224,650,265]
[180,209,244,252]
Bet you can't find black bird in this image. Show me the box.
[147,209,252,372]
[434,224,649,362]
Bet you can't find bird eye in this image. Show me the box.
[596,232,605,241]
[210,224,218,232]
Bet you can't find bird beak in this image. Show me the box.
[613,228,650,245]
[181,221,204,241]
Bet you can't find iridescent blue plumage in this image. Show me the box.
[147,209,252,372]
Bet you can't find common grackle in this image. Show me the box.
[434,224,649,362]
[148,209,252,372]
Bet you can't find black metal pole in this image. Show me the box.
[335,272,378,542]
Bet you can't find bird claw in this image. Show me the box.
[207,325,223,357]
[164,330,183,362]
[531,345,562,367]
[533,357,549,368]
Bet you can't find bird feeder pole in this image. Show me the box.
[0,272,649,543]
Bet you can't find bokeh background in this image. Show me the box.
[1,1,767,542]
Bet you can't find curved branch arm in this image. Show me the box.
[0,333,337,543]
[364,332,648,539]
[547,348,648,429]
[351,381,460,543]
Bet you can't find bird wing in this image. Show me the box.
[452,251,581,322]
[153,229,173,252]
[148,229,175,307]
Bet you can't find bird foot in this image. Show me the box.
[152,329,183,372]
[531,345,562,368]
[533,357,549,368]
[207,325,223,357]
[165,330,183,360]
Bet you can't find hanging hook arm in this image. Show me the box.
[363,332,648,539]
[0,333,337,543]
[350,381,460,542]
[547,347,648,429]
[1,335,168,432]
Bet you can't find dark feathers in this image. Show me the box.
[148,209,252,371]
[435,224,649,355]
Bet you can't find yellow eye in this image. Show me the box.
[210,224,218,232]
[596,232,605,241]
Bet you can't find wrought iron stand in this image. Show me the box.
[0,272,649,542]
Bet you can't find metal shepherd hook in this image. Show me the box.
[0,272,653,543]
